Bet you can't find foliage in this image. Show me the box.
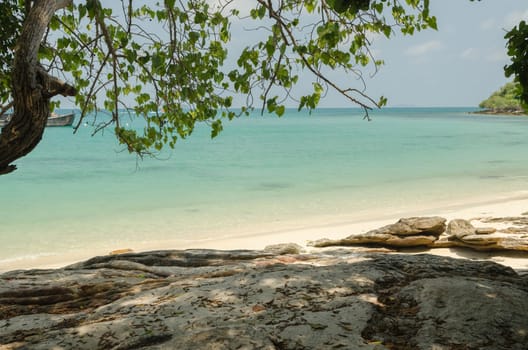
[0,0,525,158]
[0,0,440,156]
[0,0,23,107]
[479,82,523,111]
[504,20,528,111]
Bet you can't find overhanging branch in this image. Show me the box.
[0,0,74,175]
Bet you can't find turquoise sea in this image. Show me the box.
[2,107,528,269]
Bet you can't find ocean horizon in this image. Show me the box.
[2,107,528,270]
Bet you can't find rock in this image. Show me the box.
[311,234,436,248]
[464,232,528,250]
[373,216,447,236]
[312,216,528,252]
[475,227,497,234]
[178,327,276,349]
[65,249,275,270]
[446,219,476,239]
[503,226,528,234]
[497,236,528,251]
[436,231,528,251]
[1,251,527,349]
[371,276,528,349]
[433,231,528,251]
[439,217,528,251]
[309,232,394,248]
[461,233,503,244]
[430,235,458,248]
[263,243,304,255]
[310,217,446,248]
[109,248,134,255]
[385,235,437,247]
[481,216,528,226]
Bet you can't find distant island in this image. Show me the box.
[474,82,527,115]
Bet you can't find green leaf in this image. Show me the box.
[276,105,285,117]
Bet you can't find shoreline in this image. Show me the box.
[4,107,528,274]
[470,109,527,116]
[2,192,528,273]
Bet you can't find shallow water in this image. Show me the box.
[2,107,528,268]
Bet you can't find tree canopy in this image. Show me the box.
[479,82,524,113]
[0,0,22,113]
[505,20,528,111]
[0,1,526,174]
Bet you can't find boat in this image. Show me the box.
[46,113,75,127]
[0,112,74,128]
[0,114,10,127]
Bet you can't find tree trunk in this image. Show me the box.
[0,0,75,175]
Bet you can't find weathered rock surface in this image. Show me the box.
[365,216,447,237]
[264,243,305,255]
[442,218,528,251]
[310,217,446,248]
[1,249,527,349]
[446,218,476,239]
[311,216,528,252]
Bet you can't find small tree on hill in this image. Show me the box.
[479,82,524,113]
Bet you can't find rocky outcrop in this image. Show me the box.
[472,108,527,116]
[311,216,528,252]
[1,249,527,349]
[311,217,446,248]
[437,217,528,251]
[446,218,476,239]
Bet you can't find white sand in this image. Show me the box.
[2,194,528,272]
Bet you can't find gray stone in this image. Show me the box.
[446,218,476,239]
[475,227,497,234]
[313,216,528,252]
[1,250,527,349]
[396,277,528,349]
[372,216,447,237]
[263,242,305,255]
[310,217,446,248]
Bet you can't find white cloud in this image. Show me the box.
[479,18,496,31]
[459,47,507,63]
[486,49,508,63]
[404,40,444,56]
[460,47,478,60]
[459,46,508,63]
[503,9,528,29]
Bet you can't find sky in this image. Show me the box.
[60,1,528,109]
[338,0,528,107]
[226,0,528,108]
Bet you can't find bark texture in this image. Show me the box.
[0,0,75,175]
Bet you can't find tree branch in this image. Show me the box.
[0,0,74,175]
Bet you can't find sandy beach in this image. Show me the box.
[3,195,528,350]
[4,107,528,276]
[3,193,528,273]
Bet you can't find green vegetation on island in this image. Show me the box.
[478,82,526,115]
